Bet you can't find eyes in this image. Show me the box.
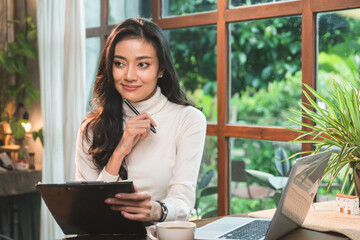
[113,60,150,69]
[138,62,150,68]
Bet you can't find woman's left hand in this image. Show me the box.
[105,190,161,222]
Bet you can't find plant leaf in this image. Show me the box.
[274,147,289,176]
[200,186,217,198]
[245,169,274,189]
[269,176,288,190]
[198,169,214,189]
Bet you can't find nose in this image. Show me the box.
[125,64,137,81]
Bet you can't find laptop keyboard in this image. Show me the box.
[218,220,270,240]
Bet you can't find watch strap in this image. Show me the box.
[157,201,168,222]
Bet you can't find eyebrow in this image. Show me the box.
[113,55,153,60]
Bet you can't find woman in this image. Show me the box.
[75,18,207,223]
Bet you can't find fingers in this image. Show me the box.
[105,192,153,222]
[128,113,156,133]
[125,113,156,140]
[115,113,155,156]
[115,192,149,200]
[128,112,156,128]
[134,112,156,127]
[121,210,150,221]
[105,192,151,205]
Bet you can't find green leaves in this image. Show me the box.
[198,168,214,189]
[9,119,28,140]
[274,147,289,176]
[0,14,39,114]
[32,128,44,146]
[194,166,218,219]
[285,71,360,194]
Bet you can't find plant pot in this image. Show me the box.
[350,162,360,198]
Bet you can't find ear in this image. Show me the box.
[158,68,165,78]
[158,69,164,78]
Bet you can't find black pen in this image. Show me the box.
[124,99,157,134]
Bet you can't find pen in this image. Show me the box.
[124,99,157,134]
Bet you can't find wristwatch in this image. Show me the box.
[157,201,168,222]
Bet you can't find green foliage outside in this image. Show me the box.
[165,0,217,17]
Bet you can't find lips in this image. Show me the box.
[122,84,140,91]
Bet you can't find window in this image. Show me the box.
[162,0,217,17]
[165,25,217,122]
[85,0,360,217]
[317,9,360,98]
[230,0,295,8]
[229,16,302,126]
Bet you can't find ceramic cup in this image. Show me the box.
[147,221,196,240]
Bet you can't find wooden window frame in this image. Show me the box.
[87,0,360,216]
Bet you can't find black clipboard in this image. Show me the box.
[36,181,146,235]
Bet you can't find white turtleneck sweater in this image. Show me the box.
[75,87,207,221]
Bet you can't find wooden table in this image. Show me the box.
[61,214,349,240]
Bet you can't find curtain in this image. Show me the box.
[37,0,86,239]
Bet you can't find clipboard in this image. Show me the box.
[36,181,146,235]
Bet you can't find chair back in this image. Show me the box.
[231,160,248,183]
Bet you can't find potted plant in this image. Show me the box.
[285,72,360,195]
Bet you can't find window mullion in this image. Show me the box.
[301,0,317,153]
[217,0,230,217]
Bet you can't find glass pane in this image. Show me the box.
[162,0,217,17]
[109,0,152,25]
[229,138,300,214]
[85,0,101,28]
[192,136,218,219]
[317,9,360,98]
[229,16,302,127]
[165,25,217,122]
[86,37,101,111]
[230,0,295,8]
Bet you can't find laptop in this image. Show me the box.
[195,150,332,240]
[36,181,147,235]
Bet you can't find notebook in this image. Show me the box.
[36,181,147,235]
[195,150,332,240]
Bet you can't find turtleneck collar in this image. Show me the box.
[123,86,168,117]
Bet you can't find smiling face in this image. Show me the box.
[112,38,163,103]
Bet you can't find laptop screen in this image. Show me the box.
[266,151,331,240]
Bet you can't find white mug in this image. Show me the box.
[147,221,196,240]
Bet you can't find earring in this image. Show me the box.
[159,74,163,78]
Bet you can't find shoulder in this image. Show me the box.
[166,101,206,124]
[77,117,94,144]
[173,104,207,134]
[182,105,206,124]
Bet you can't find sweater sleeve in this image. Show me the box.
[75,124,119,182]
[162,107,207,221]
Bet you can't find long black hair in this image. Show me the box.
[83,18,192,176]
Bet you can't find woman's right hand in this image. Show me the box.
[105,113,156,175]
[117,112,156,156]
